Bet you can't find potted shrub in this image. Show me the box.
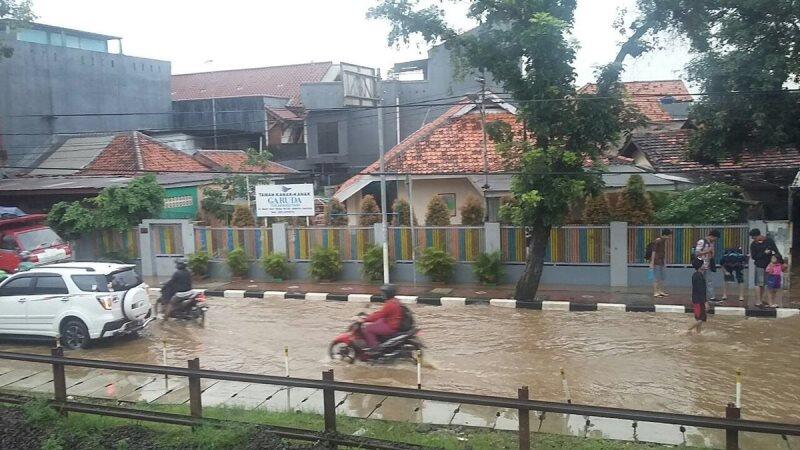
[310,247,342,281]
[473,251,503,285]
[362,245,390,282]
[226,247,249,279]
[262,252,291,281]
[416,247,455,283]
[187,252,211,279]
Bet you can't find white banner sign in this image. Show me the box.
[255,184,315,217]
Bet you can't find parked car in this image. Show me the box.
[0,213,72,272]
[0,262,153,349]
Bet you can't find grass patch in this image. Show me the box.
[2,399,706,449]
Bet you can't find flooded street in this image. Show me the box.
[2,296,800,448]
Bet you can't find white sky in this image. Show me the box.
[29,0,691,86]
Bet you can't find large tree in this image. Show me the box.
[1,1,34,59]
[369,0,643,300]
[626,0,800,162]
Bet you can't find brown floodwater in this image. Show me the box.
[1,297,799,449]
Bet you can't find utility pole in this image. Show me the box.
[478,76,491,222]
[211,97,218,150]
[378,97,390,284]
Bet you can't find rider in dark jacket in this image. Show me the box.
[163,259,192,318]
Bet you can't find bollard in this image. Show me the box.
[735,369,742,408]
[51,347,67,416]
[726,403,741,450]
[188,358,202,421]
[416,350,422,390]
[162,339,169,389]
[284,346,290,378]
[322,370,337,449]
[560,368,572,404]
[518,386,530,450]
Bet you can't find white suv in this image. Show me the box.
[0,262,153,349]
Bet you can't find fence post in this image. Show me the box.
[322,370,337,449]
[610,221,628,287]
[518,386,530,450]
[272,222,288,255]
[725,403,740,450]
[188,358,202,421]
[485,222,501,254]
[373,222,384,246]
[51,347,67,416]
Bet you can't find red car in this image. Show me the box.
[0,214,72,272]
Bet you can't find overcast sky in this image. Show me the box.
[30,0,690,86]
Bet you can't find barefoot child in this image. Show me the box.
[765,255,783,308]
[689,258,707,334]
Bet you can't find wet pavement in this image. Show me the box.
[1,296,799,449]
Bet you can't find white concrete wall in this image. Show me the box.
[397,178,483,226]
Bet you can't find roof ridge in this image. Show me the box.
[173,61,334,77]
[131,131,144,170]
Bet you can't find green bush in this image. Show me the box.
[654,182,743,224]
[614,174,653,224]
[261,252,291,280]
[473,251,503,284]
[582,194,612,224]
[359,194,382,226]
[460,195,485,225]
[310,247,342,281]
[362,245,391,281]
[324,198,348,226]
[417,247,456,282]
[231,205,256,227]
[392,199,412,226]
[226,247,249,278]
[425,196,451,226]
[187,252,211,277]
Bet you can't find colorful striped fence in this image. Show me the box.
[388,227,485,262]
[194,227,272,261]
[628,224,749,265]
[88,228,140,260]
[500,226,611,264]
[151,224,184,256]
[287,227,373,261]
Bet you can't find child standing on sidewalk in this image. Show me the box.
[689,258,707,334]
[764,255,783,308]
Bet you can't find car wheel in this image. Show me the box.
[60,319,90,350]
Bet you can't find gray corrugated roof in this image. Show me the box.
[28,135,116,176]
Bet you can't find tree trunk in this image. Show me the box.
[514,222,552,301]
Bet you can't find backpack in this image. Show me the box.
[398,304,415,331]
[721,248,744,269]
[644,241,656,261]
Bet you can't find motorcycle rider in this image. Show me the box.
[162,258,192,319]
[360,284,403,351]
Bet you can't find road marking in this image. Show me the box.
[396,295,418,304]
[714,307,746,316]
[440,297,467,307]
[263,291,287,300]
[542,301,570,311]
[490,299,516,308]
[596,303,627,311]
[776,308,800,318]
[305,292,328,301]
[347,294,372,303]
[223,290,246,298]
[654,304,686,313]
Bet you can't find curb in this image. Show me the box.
[147,288,800,319]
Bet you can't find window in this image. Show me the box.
[0,235,18,251]
[17,228,63,251]
[72,275,110,292]
[317,122,340,155]
[17,28,48,45]
[109,269,142,291]
[438,193,457,217]
[33,276,68,295]
[65,35,80,48]
[0,277,34,296]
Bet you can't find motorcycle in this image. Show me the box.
[157,289,208,323]
[329,313,424,364]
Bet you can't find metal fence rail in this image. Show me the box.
[1,350,798,450]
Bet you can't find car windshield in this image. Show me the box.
[71,274,111,292]
[108,268,142,291]
[16,228,64,251]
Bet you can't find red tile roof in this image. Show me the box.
[171,62,333,106]
[580,80,692,122]
[266,107,304,122]
[81,132,210,175]
[624,129,800,172]
[336,99,524,197]
[195,150,298,174]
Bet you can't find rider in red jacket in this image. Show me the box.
[362,285,402,349]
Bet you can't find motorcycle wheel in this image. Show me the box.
[329,342,356,364]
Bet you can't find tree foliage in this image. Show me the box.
[358,194,382,226]
[231,205,255,227]
[627,1,800,162]
[460,195,484,226]
[48,174,165,239]
[614,174,653,224]
[324,198,348,226]
[582,194,612,224]
[392,198,412,226]
[425,196,451,226]
[654,182,743,224]
[201,188,231,223]
[0,1,35,59]
[369,0,644,299]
